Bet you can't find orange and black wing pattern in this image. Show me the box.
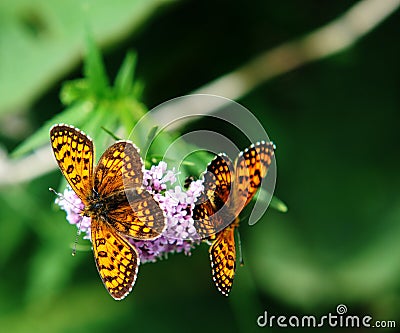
[94,140,166,240]
[205,153,233,204]
[209,222,237,296]
[50,124,94,204]
[106,188,166,240]
[94,141,143,196]
[91,218,139,300]
[193,141,275,296]
[50,124,166,300]
[193,154,234,238]
[235,141,275,208]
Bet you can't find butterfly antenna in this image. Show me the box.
[49,187,84,256]
[49,187,62,197]
[72,220,82,256]
[235,227,245,267]
[48,187,83,213]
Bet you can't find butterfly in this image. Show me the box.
[192,141,275,296]
[50,124,166,300]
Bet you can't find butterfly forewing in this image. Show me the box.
[236,141,275,208]
[205,154,233,204]
[91,218,139,300]
[193,154,235,238]
[50,124,94,203]
[94,141,143,196]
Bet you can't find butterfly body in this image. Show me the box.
[81,189,106,218]
[193,141,275,296]
[50,124,166,300]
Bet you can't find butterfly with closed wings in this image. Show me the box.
[193,141,275,296]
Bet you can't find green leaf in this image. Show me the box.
[114,51,137,97]
[84,33,110,97]
[100,126,122,141]
[270,195,288,213]
[132,80,145,100]
[248,187,288,213]
[81,104,116,150]
[119,99,148,134]
[0,0,168,115]
[60,79,91,106]
[145,125,159,149]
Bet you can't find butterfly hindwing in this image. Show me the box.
[193,200,219,239]
[106,189,166,240]
[50,124,94,203]
[91,218,139,300]
[209,224,237,296]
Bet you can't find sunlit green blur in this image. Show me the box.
[1,1,399,332]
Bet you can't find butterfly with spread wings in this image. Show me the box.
[50,124,166,300]
[193,141,275,296]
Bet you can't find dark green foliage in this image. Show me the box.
[1,1,399,333]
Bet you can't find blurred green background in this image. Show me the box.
[1,0,400,332]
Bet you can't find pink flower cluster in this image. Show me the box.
[55,161,204,263]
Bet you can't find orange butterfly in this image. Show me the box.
[193,141,275,296]
[50,124,166,300]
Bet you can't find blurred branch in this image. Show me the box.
[154,0,400,127]
[195,0,400,97]
[0,145,55,185]
[1,0,399,186]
